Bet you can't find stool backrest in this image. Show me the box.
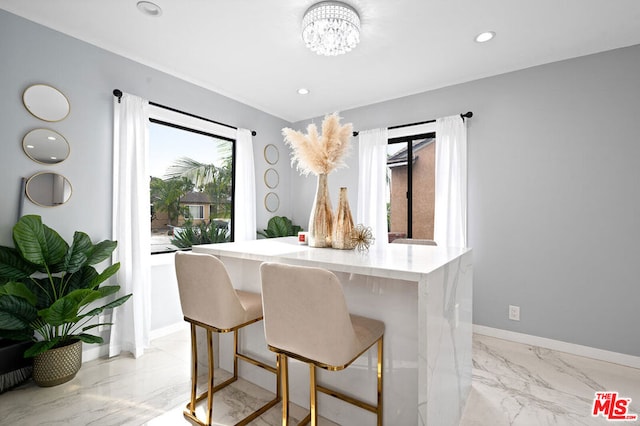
[260,262,359,367]
[391,238,437,246]
[175,251,246,329]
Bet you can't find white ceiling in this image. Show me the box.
[2,0,640,122]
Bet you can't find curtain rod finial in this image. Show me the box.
[113,89,123,103]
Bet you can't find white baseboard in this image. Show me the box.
[473,325,640,370]
[150,322,188,341]
[79,323,187,364]
[82,343,109,363]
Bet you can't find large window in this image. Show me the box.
[149,118,234,254]
[386,132,435,240]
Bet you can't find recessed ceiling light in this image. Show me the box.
[137,1,163,17]
[475,31,495,43]
[47,136,56,141]
[26,145,34,149]
[50,157,57,160]
[297,88,310,95]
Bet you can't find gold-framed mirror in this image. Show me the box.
[25,171,73,207]
[22,128,70,165]
[264,192,280,212]
[264,168,279,189]
[23,84,70,122]
[264,144,279,165]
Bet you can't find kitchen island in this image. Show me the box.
[193,237,472,425]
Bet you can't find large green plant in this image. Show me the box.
[0,215,131,357]
[257,216,303,238]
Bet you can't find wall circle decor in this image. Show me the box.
[264,168,279,189]
[264,144,279,165]
[23,84,70,122]
[23,128,70,165]
[264,192,280,212]
[25,171,73,207]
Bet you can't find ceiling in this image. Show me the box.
[2,0,640,123]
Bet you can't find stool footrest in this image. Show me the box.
[184,395,280,426]
[235,352,278,375]
[317,384,378,413]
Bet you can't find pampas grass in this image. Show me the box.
[282,113,352,176]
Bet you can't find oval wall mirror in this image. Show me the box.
[264,144,279,165]
[25,172,73,207]
[23,129,70,164]
[264,168,279,189]
[23,84,70,122]
[264,192,280,213]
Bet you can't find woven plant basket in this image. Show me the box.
[33,340,82,387]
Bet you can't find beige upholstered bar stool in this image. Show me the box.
[174,251,280,426]
[391,238,437,245]
[260,262,384,426]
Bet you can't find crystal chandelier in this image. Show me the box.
[302,1,361,56]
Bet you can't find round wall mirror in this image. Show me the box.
[23,84,70,122]
[25,172,73,207]
[264,192,280,212]
[264,144,279,165]
[264,168,279,189]
[23,129,70,164]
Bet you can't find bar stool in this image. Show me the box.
[259,262,384,426]
[174,251,280,426]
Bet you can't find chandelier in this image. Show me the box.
[302,1,361,56]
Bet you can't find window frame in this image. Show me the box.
[387,122,436,239]
[185,205,205,220]
[148,104,237,250]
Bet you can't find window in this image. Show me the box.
[148,107,235,254]
[185,205,204,220]
[386,131,436,241]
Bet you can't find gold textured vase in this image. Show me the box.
[308,173,333,247]
[332,187,355,249]
[33,340,82,387]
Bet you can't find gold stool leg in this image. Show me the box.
[281,355,289,426]
[233,329,239,380]
[188,323,198,415]
[377,336,384,426]
[309,364,318,426]
[206,329,215,425]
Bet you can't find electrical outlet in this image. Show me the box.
[508,305,520,321]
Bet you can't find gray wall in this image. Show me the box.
[0,10,292,247]
[292,44,640,357]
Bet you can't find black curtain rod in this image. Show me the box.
[113,89,257,136]
[352,111,473,137]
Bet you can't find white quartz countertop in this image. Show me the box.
[193,237,471,281]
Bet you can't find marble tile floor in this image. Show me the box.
[0,329,638,425]
[460,335,640,426]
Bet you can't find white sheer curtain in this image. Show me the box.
[110,93,152,358]
[357,128,389,247]
[434,115,468,248]
[234,128,256,241]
